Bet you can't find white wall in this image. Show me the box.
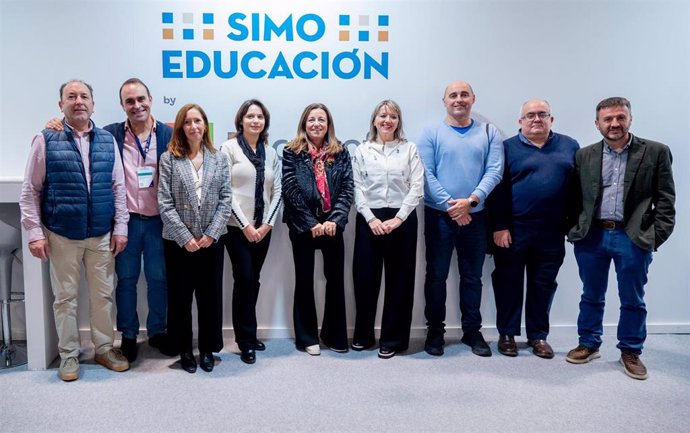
[1,0,688,339]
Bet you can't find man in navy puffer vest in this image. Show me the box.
[45,78,175,363]
[20,80,130,381]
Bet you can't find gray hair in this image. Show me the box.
[519,99,551,118]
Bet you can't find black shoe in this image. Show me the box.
[424,344,444,356]
[461,331,492,357]
[424,332,445,357]
[180,352,197,373]
[149,333,178,357]
[378,347,396,359]
[252,340,266,351]
[325,345,349,353]
[241,348,256,364]
[199,352,214,372]
[120,337,138,363]
[351,340,375,351]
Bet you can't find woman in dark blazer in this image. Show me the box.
[219,100,282,365]
[282,103,354,356]
[158,103,232,373]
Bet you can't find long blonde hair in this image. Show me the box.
[286,103,343,155]
[168,103,216,158]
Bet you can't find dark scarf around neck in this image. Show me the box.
[237,134,266,227]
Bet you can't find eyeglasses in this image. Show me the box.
[521,112,551,120]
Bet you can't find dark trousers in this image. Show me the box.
[353,209,417,351]
[289,228,348,351]
[164,239,224,354]
[491,223,565,340]
[423,207,488,341]
[223,227,271,350]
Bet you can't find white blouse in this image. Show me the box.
[188,159,203,206]
[219,138,282,228]
[352,140,424,222]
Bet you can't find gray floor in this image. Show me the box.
[2,333,689,433]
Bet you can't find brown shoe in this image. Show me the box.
[566,345,601,364]
[528,339,554,359]
[620,351,648,380]
[94,348,130,372]
[497,335,518,357]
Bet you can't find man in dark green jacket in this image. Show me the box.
[565,97,675,380]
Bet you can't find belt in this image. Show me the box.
[130,212,158,220]
[596,219,624,230]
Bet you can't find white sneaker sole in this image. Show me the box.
[620,357,648,380]
[566,351,601,364]
[305,345,321,356]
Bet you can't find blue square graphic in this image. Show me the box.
[162,12,173,24]
[378,15,389,26]
[183,29,194,40]
[358,30,369,41]
[339,15,350,26]
[203,13,214,24]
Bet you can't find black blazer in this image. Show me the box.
[282,146,354,234]
[567,135,675,251]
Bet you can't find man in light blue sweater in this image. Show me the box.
[417,80,504,357]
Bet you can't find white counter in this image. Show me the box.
[0,179,57,370]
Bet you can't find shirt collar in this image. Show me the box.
[603,134,632,154]
[518,130,553,147]
[125,116,157,134]
[64,119,94,136]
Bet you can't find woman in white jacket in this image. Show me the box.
[219,99,282,365]
[351,100,424,359]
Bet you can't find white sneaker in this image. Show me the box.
[305,344,321,356]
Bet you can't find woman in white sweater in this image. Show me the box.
[351,100,424,359]
[219,99,282,364]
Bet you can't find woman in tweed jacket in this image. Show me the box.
[158,103,232,374]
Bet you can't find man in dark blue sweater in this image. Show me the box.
[488,99,579,358]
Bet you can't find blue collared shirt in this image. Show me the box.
[596,135,632,221]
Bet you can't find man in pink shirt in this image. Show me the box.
[103,79,174,362]
[20,80,130,381]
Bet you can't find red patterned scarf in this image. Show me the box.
[308,143,334,213]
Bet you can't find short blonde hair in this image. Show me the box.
[366,100,406,142]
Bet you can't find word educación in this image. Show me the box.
[162,13,389,80]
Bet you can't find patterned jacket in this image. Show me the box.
[158,149,232,247]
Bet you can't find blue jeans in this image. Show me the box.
[423,207,488,338]
[574,227,652,354]
[115,214,167,339]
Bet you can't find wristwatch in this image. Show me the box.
[468,197,479,208]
